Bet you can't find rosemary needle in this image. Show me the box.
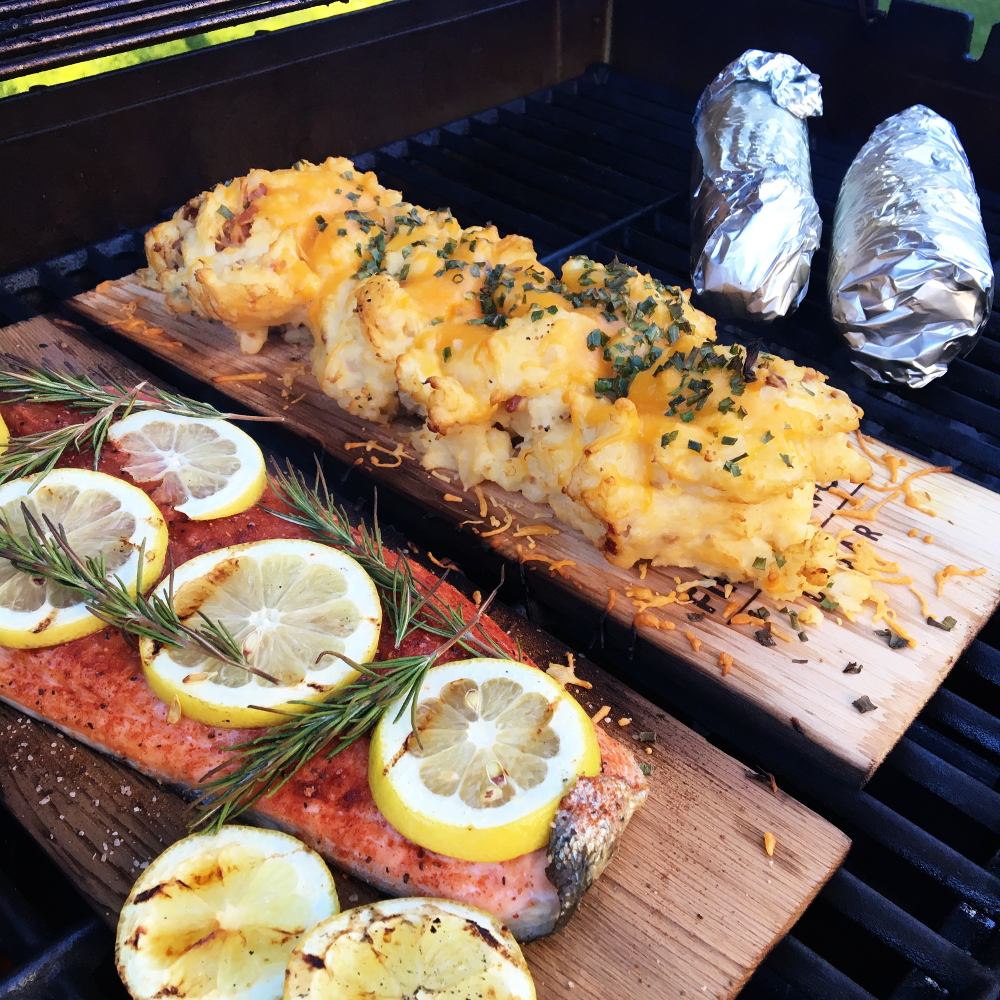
[0,503,274,684]
[0,362,281,489]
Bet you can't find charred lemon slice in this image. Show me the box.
[109,410,266,520]
[369,658,600,862]
[116,826,338,1000]
[284,897,535,1000]
[0,468,167,648]
[140,538,381,728]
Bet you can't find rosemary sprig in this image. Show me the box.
[265,462,514,659]
[0,503,277,685]
[0,363,281,489]
[190,584,501,832]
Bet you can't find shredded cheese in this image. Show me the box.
[908,528,919,538]
[829,486,866,508]
[512,525,560,537]
[730,613,755,626]
[769,624,795,643]
[833,491,901,521]
[480,507,514,536]
[723,600,741,618]
[634,612,676,631]
[676,578,717,594]
[638,562,648,580]
[427,552,460,571]
[443,494,464,503]
[431,470,452,483]
[546,653,592,690]
[515,545,575,577]
[591,705,611,724]
[212,372,267,383]
[908,584,931,618]
[885,453,908,483]
[718,651,734,676]
[935,564,987,597]
[684,630,702,652]
[924,535,934,544]
[473,485,488,518]
[855,430,882,462]
[605,589,617,614]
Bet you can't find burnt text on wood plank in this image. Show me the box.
[65,278,1000,784]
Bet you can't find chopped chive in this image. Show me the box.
[661,430,678,447]
[773,551,786,568]
[761,430,774,444]
[637,731,656,742]
[639,762,652,775]
[723,460,742,476]
[217,205,234,220]
[753,556,767,571]
[681,411,695,423]
[531,310,543,321]
[820,596,839,611]
[721,436,738,446]
[442,346,452,362]
[927,615,957,631]
[337,228,347,237]
[398,263,410,281]
[429,318,444,326]
[687,440,702,452]
[780,454,794,468]
[546,305,558,315]
[737,407,748,420]
[755,628,776,647]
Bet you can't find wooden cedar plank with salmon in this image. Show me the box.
[0,399,646,941]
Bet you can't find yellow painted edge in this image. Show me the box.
[1,0,391,100]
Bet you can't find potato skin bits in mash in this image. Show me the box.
[143,159,873,604]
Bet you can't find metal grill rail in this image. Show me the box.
[3,64,1000,999]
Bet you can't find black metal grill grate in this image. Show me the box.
[0,0,349,82]
[3,64,1000,1000]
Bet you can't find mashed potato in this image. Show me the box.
[143,159,874,604]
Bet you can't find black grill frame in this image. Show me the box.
[4,4,1000,997]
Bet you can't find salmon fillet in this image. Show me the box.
[0,402,647,939]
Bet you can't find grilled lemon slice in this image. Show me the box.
[369,658,600,862]
[284,897,535,1000]
[116,826,339,1000]
[0,468,167,648]
[140,538,381,728]
[109,410,266,520]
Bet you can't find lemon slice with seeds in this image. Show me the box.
[284,896,535,1000]
[369,658,600,863]
[140,538,381,728]
[109,410,266,520]
[0,468,167,648]
[116,826,339,1000]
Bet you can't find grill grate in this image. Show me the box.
[3,64,1000,1000]
[0,0,349,82]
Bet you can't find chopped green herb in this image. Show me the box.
[345,192,359,203]
[721,436,738,446]
[737,408,748,420]
[531,310,543,321]
[398,263,410,282]
[747,607,769,619]
[773,551,786,568]
[442,346,452,362]
[927,615,958,631]
[661,431,678,447]
[639,762,652,775]
[780,454,794,468]
[342,170,353,180]
[755,628,776,647]
[687,440,702,452]
[687,612,705,623]
[315,215,328,232]
[546,305,558,315]
[217,205,234,220]
[723,460,742,477]
[798,631,809,642]
[717,397,734,414]
[875,628,908,649]
[753,556,767,571]
[853,695,878,714]
[594,378,614,395]
[761,430,774,444]
[586,329,608,350]
[337,228,347,237]
[637,731,656,742]
[843,662,862,674]
[820,596,839,611]
[681,411,695,423]
[429,318,444,326]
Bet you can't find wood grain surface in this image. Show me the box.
[0,316,850,1000]
[69,277,1000,785]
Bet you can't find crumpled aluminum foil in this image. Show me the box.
[829,105,994,388]
[691,49,823,321]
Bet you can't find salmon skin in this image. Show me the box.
[0,402,647,940]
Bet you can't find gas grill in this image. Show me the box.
[3,1,1000,997]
